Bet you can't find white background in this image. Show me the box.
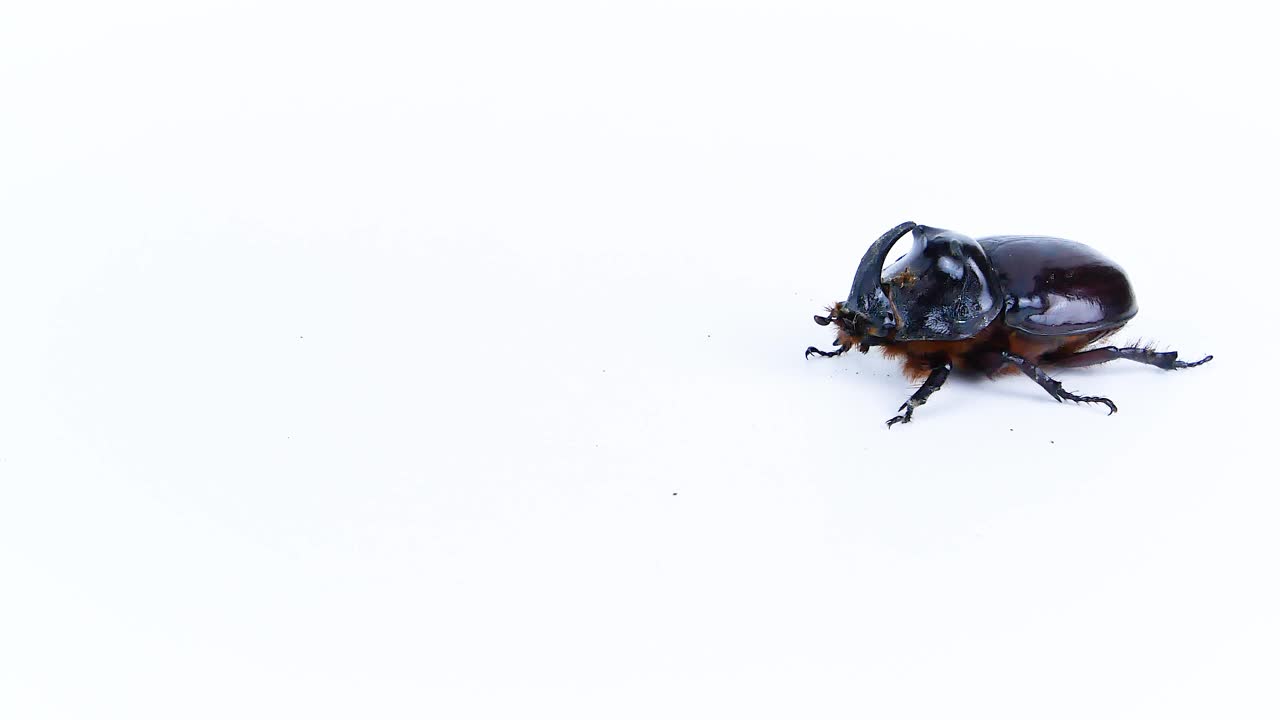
[2,1,1277,718]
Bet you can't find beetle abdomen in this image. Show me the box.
[979,235,1138,336]
[880,324,1123,380]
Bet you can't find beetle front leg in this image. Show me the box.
[1001,351,1118,414]
[805,342,849,359]
[886,359,952,428]
[1050,344,1213,370]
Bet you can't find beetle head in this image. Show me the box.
[844,221,916,338]
[813,301,882,353]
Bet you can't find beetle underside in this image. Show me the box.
[807,304,1213,427]
[835,318,1117,379]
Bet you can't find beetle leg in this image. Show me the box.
[886,360,952,428]
[1001,352,1117,414]
[805,344,849,359]
[1050,345,1214,370]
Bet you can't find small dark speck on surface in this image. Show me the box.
[1050,440,1055,444]
[672,492,678,496]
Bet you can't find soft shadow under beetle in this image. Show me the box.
[807,221,1212,427]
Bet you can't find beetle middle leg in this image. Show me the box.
[1001,351,1117,414]
[1049,345,1213,370]
[886,359,952,428]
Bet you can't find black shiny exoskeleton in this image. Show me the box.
[806,221,1212,427]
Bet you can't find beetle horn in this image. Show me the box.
[846,221,916,335]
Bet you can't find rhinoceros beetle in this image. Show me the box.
[806,221,1212,427]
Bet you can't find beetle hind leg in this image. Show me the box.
[1049,344,1214,371]
[1001,351,1118,415]
[1176,354,1214,368]
[886,359,952,428]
